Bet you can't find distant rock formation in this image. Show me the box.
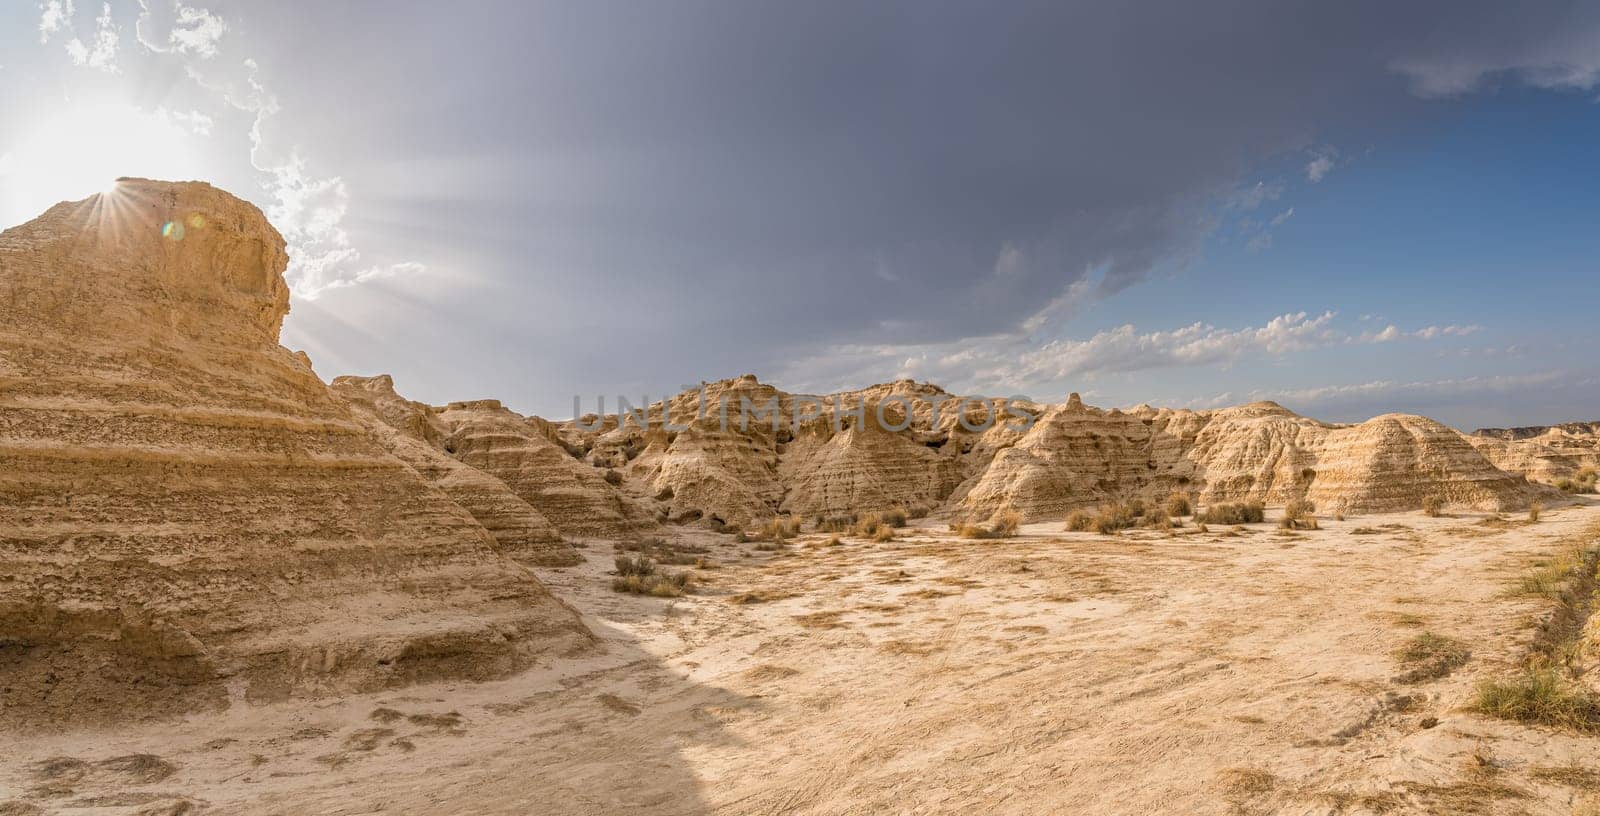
[0,180,590,727]
[331,375,580,566]
[437,399,659,538]
[551,378,1552,526]
[1468,422,1600,483]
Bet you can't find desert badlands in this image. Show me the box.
[2,179,1600,815]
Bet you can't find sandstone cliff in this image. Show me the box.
[437,399,659,538]
[0,180,590,727]
[330,374,581,566]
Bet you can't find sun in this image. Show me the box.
[0,103,206,228]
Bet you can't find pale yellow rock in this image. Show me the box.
[331,374,581,566]
[0,180,590,727]
[438,399,659,538]
[1468,422,1600,484]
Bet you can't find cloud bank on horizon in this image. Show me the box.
[4,0,1598,429]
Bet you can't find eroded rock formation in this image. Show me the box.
[0,180,590,727]
[331,374,580,566]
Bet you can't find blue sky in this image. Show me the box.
[2,2,1597,428]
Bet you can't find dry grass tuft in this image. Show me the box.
[1196,501,1265,525]
[1554,468,1598,494]
[1280,499,1319,530]
[1064,509,1094,532]
[1474,665,1600,731]
[1422,495,1444,517]
[871,525,895,543]
[1165,492,1193,518]
[611,555,691,596]
[1528,502,1543,523]
[1393,632,1471,683]
[882,507,910,527]
[991,510,1022,537]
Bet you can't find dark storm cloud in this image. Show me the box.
[261,0,1600,413]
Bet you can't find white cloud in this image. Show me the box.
[1249,370,1567,406]
[1268,207,1294,227]
[64,2,119,72]
[39,0,75,42]
[158,106,213,136]
[779,304,1494,398]
[1305,148,1337,183]
[1391,20,1600,98]
[114,12,410,299]
[136,0,226,57]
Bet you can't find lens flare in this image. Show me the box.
[187,213,207,229]
[161,221,185,241]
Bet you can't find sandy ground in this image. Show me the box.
[3,501,1599,815]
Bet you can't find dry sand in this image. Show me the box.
[4,499,1598,815]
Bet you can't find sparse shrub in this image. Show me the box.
[733,531,748,544]
[1064,509,1094,531]
[1474,665,1600,731]
[614,554,655,576]
[757,516,802,541]
[957,523,996,540]
[871,526,895,543]
[1091,502,1138,534]
[1197,522,1210,533]
[1196,501,1265,525]
[854,513,885,538]
[1144,512,1173,532]
[818,515,853,533]
[1422,495,1443,517]
[1529,503,1543,523]
[1556,469,1597,494]
[883,507,910,527]
[1125,498,1148,518]
[1165,492,1193,518]
[1393,632,1471,683]
[991,510,1022,537]
[612,569,691,597]
[826,534,842,547]
[603,469,623,486]
[1280,499,1318,530]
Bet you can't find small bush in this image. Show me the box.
[614,554,655,577]
[1064,509,1094,532]
[826,534,842,547]
[957,523,997,540]
[603,469,623,486]
[1280,499,1318,530]
[1529,503,1543,523]
[1196,501,1265,525]
[757,516,802,540]
[1089,502,1140,534]
[1165,492,1193,518]
[883,507,910,527]
[871,526,895,543]
[818,515,853,533]
[991,510,1022,537]
[1421,495,1444,517]
[612,570,691,597]
[854,513,886,538]
[1474,665,1600,731]
[1197,522,1210,533]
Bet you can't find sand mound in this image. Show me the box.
[0,180,590,727]
[438,399,659,538]
[331,375,580,566]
